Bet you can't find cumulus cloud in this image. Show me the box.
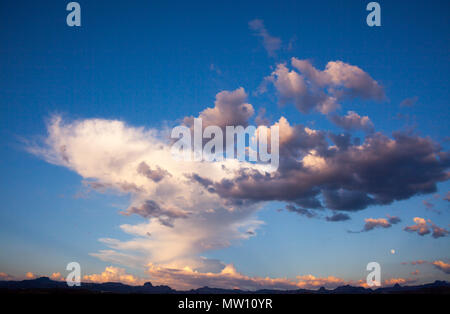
[25,272,35,279]
[27,68,449,289]
[263,58,385,114]
[28,109,449,281]
[404,217,449,238]
[404,217,431,236]
[291,59,385,100]
[264,63,338,114]
[248,19,282,57]
[363,218,393,231]
[383,277,417,286]
[28,114,265,271]
[353,215,401,232]
[146,264,416,290]
[184,87,254,130]
[50,272,62,281]
[87,264,404,291]
[84,266,144,285]
[207,128,449,213]
[329,111,374,133]
[431,260,450,274]
[146,263,352,290]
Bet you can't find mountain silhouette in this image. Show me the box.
[0,277,449,294]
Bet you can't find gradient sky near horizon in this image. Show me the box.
[0,0,449,289]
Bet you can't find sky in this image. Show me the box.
[0,0,449,289]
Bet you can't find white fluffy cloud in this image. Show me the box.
[28,112,265,271]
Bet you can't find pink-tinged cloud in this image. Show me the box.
[364,218,391,230]
[145,263,355,291]
[184,87,254,129]
[353,215,401,232]
[83,265,418,291]
[0,272,14,281]
[431,261,450,274]
[263,58,384,114]
[50,272,62,281]
[383,277,417,286]
[404,217,449,238]
[83,266,144,286]
[25,272,35,279]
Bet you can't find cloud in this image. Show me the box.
[137,161,171,183]
[383,277,417,286]
[183,87,254,129]
[248,19,282,57]
[264,63,338,114]
[28,114,265,270]
[27,72,449,288]
[84,266,144,285]
[410,270,420,275]
[28,110,449,280]
[293,59,385,100]
[387,215,402,224]
[50,272,62,281]
[325,212,351,222]
[401,259,450,275]
[0,272,14,281]
[400,96,418,107]
[431,260,450,274]
[122,200,189,227]
[359,215,401,232]
[362,218,390,231]
[430,224,449,238]
[25,272,35,279]
[87,264,404,291]
[422,200,434,210]
[146,264,416,290]
[329,111,374,133]
[404,217,431,235]
[208,129,449,212]
[146,263,353,290]
[263,58,385,114]
[323,189,374,211]
[284,204,317,218]
[404,217,449,238]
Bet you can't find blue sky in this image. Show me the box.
[0,0,449,289]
